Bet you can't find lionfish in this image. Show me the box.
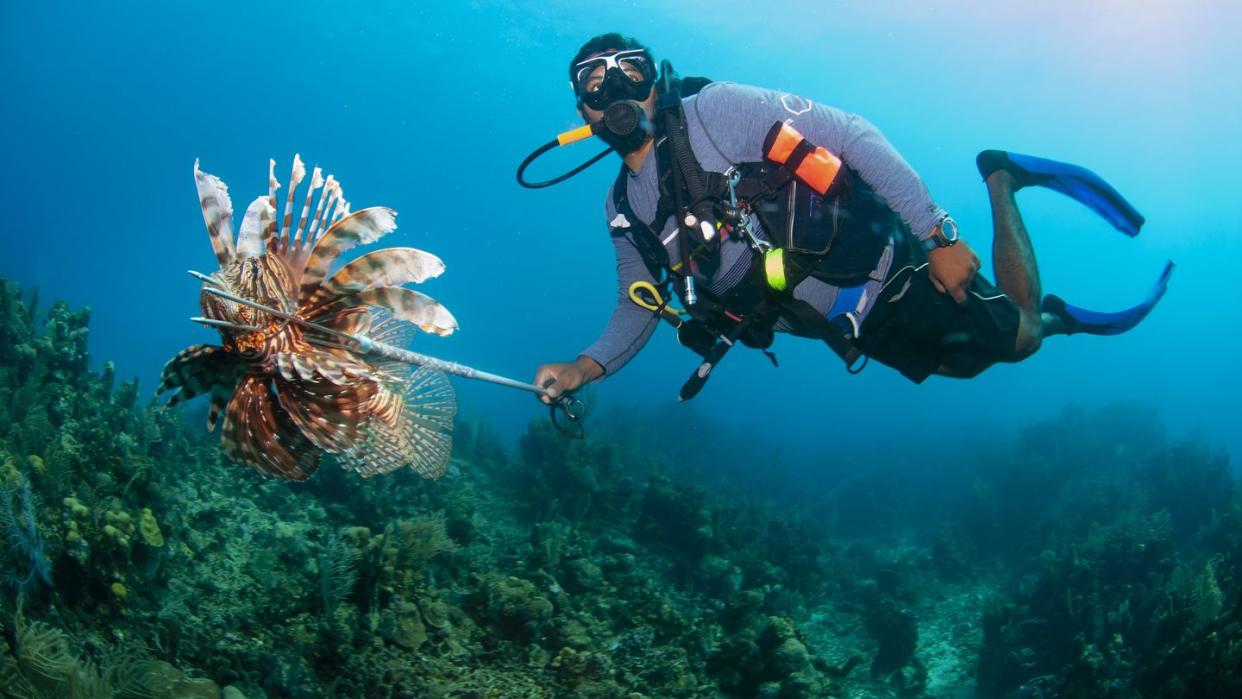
[158,155,458,481]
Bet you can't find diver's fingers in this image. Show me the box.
[930,274,948,296]
[962,257,980,301]
[950,282,968,305]
[546,372,575,399]
[534,366,558,404]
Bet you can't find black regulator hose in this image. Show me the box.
[516,102,649,189]
[516,141,614,189]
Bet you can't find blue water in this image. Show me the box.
[2,1,1239,468]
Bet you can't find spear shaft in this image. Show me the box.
[191,272,556,400]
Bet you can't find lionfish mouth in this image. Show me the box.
[158,155,458,482]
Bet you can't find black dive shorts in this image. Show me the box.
[855,263,1022,383]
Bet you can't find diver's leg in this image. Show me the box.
[977,150,1171,338]
[985,170,1047,357]
[975,149,1145,237]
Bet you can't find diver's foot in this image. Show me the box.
[1040,310,1069,337]
[975,149,1146,236]
[976,149,1047,192]
[1040,295,1083,335]
[1039,260,1173,337]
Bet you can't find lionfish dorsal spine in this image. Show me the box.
[306,175,337,247]
[237,196,275,258]
[194,160,236,266]
[267,159,280,216]
[278,154,306,252]
[296,207,398,305]
[290,175,340,280]
[291,166,324,252]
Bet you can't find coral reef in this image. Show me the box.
[1,277,1239,698]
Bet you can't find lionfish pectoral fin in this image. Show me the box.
[223,375,319,481]
[365,310,418,348]
[274,375,377,455]
[338,366,456,479]
[206,389,229,432]
[399,366,457,479]
[158,343,242,403]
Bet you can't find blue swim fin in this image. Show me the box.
[1042,261,1174,336]
[977,150,1146,237]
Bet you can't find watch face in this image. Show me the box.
[940,217,960,243]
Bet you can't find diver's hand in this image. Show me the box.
[534,356,603,405]
[928,240,980,305]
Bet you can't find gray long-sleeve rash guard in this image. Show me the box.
[580,82,948,378]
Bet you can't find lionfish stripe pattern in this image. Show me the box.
[298,207,398,302]
[304,248,446,311]
[193,160,236,266]
[306,288,458,336]
[160,155,458,481]
[340,365,456,478]
[157,344,242,408]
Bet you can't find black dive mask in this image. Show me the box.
[515,52,658,189]
[570,49,655,111]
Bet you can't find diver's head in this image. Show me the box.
[569,34,659,155]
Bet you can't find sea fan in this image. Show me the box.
[159,156,457,481]
[1,474,52,593]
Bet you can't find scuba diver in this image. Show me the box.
[524,34,1172,403]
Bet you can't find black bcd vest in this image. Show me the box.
[612,93,901,314]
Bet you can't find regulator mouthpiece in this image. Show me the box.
[600,100,648,152]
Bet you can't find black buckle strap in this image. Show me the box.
[678,299,775,402]
[780,299,864,368]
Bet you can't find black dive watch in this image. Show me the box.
[922,216,960,251]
